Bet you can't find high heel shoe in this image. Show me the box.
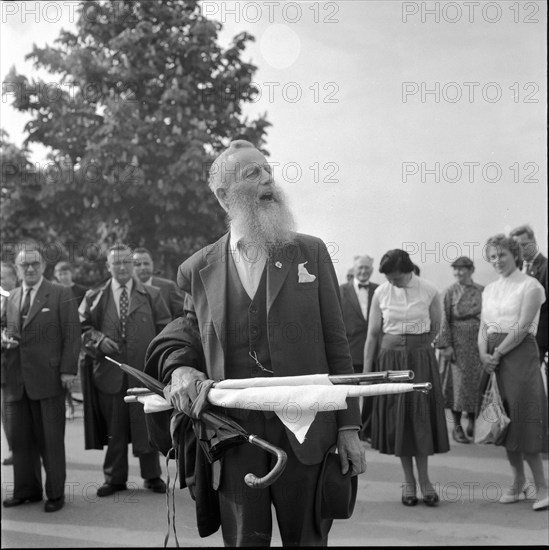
[499,482,533,504]
[402,495,419,506]
[533,496,549,511]
[401,484,418,507]
[422,493,440,507]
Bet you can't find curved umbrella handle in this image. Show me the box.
[244,435,288,489]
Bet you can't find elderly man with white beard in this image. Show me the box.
[145,140,365,547]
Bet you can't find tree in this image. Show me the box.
[3,0,270,280]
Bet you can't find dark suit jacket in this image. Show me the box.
[147,232,360,466]
[2,279,80,402]
[339,281,378,366]
[79,278,171,450]
[526,253,548,352]
[151,276,186,319]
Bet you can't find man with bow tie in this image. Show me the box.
[1,248,80,513]
[145,140,365,546]
[79,244,171,498]
[340,255,379,441]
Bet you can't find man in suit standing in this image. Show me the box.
[79,244,171,497]
[511,225,548,384]
[132,247,185,319]
[145,140,365,546]
[340,255,379,442]
[1,248,80,512]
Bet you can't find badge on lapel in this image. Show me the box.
[298,262,316,283]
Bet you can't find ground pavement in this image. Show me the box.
[1,401,548,547]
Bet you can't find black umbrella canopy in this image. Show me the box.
[106,357,287,488]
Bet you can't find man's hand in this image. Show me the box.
[1,330,19,350]
[337,430,366,476]
[163,366,207,412]
[61,374,76,390]
[98,337,120,355]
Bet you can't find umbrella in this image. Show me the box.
[106,357,287,488]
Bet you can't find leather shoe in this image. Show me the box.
[3,495,42,507]
[144,478,166,494]
[96,483,127,497]
[452,426,469,444]
[44,497,64,513]
[533,496,549,511]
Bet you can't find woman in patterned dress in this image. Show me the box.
[480,234,547,511]
[364,249,449,507]
[436,256,483,444]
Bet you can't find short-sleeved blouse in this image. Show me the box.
[375,273,439,335]
[481,269,545,334]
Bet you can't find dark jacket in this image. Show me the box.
[79,278,171,451]
[339,281,378,366]
[2,279,80,401]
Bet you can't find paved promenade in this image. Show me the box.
[1,402,548,547]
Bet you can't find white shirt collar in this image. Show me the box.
[353,278,370,292]
[229,225,268,262]
[111,277,133,294]
[22,276,44,294]
[229,225,244,252]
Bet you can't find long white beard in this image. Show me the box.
[226,183,296,251]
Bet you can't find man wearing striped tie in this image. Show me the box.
[79,244,171,498]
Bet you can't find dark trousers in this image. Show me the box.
[218,412,330,547]
[1,385,13,451]
[5,389,66,500]
[353,364,372,440]
[96,388,161,484]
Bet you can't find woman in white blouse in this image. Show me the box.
[364,249,449,507]
[480,234,548,511]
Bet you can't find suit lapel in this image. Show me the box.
[346,282,364,320]
[128,281,149,317]
[200,234,230,354]
[267,245,294,313]
[24,280,50,328]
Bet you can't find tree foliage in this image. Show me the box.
[2,0,270,280]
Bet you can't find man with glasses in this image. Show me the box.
[79,244,171,498]
[1,247,80,512]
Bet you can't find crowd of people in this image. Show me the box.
[1,140,548,545]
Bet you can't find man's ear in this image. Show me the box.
[215,187,229,212]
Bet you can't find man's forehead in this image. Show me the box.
[134,253,152,262]
[108,249,133,260]
[226,147,268,168]
[16,250,42,263]
[355,257,373,267]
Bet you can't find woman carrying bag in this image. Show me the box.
[479,234,548,511]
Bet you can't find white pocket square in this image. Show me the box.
[41,308,51,312]
[298,262,316,283]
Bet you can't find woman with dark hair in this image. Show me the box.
[480,234,547,511]
[363,249,449,506]
[436,256,484,443]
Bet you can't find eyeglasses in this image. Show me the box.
[110,260,134,267]
[17,262,41,269]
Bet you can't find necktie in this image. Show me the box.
[358,283,369,290]
[119,285,128,339]
[20,287,33,323]
[524,262,532,274]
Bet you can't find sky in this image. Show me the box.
[1,0,547,290]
